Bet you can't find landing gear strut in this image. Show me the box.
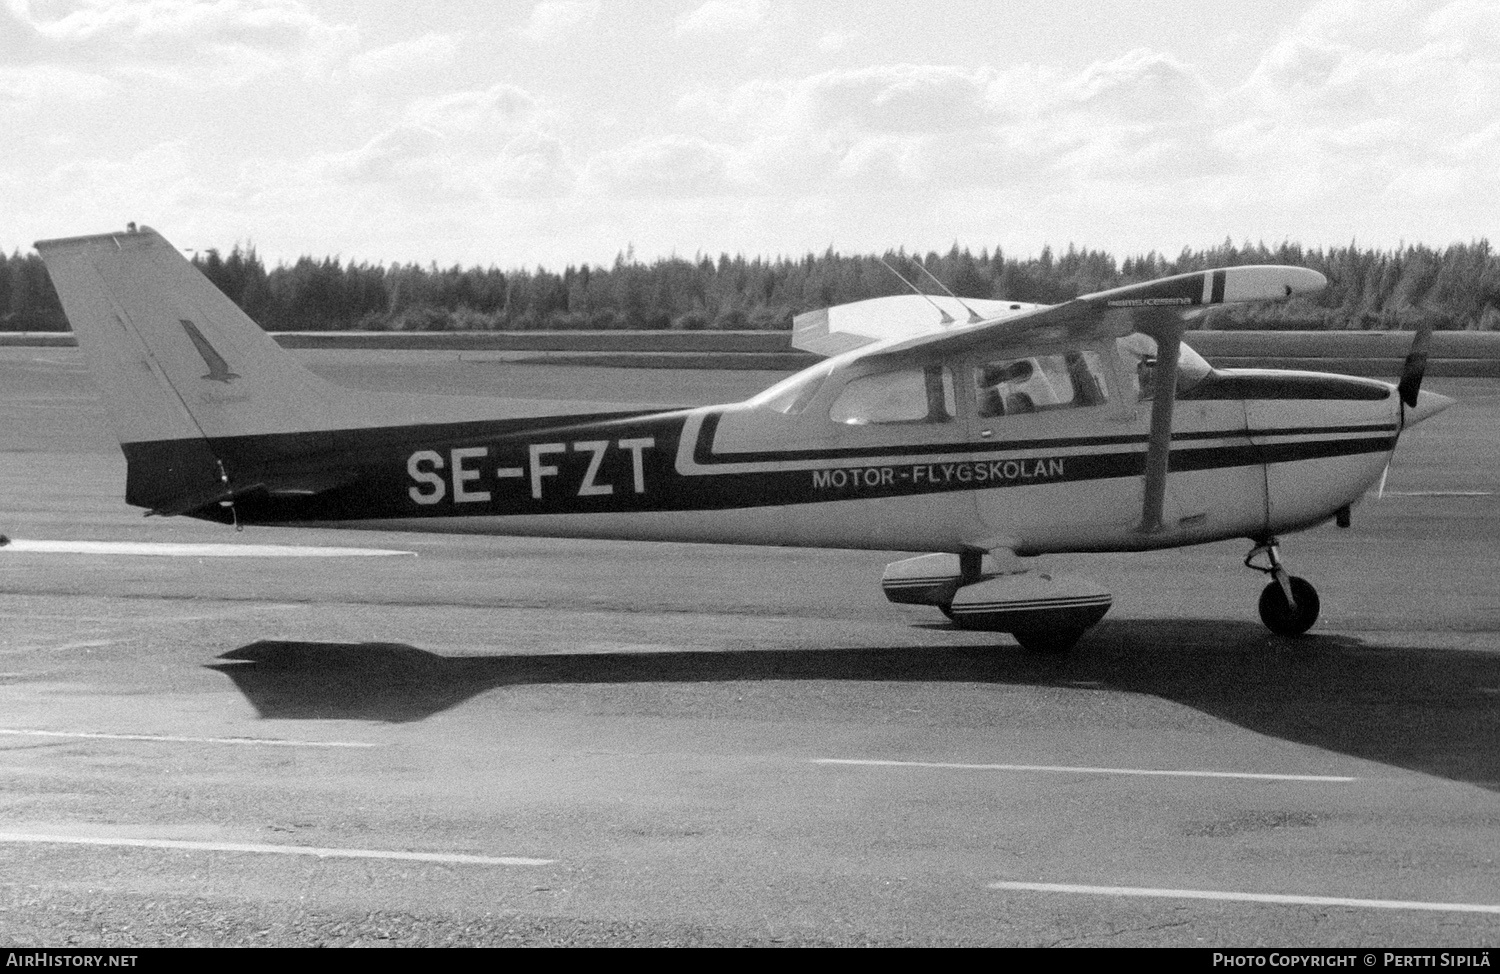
[1245,540,1320,636]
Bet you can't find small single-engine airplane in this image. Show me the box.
[36,226,1453,651]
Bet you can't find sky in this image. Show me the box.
[2,0,1497,269]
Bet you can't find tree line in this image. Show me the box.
[3,238,1498,333]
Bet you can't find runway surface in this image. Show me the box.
[0,346,1497,946]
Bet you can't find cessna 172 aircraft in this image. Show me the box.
[36,226,1453,652]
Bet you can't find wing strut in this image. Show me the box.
[1138,314,1184,534]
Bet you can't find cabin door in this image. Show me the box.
[962,343,1265,550]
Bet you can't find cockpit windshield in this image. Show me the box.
[1116,333,1214,399]
[748,359,836,415]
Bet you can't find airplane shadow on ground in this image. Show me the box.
[208,619,1500,791]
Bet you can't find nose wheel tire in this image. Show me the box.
[1258,576,1320,636]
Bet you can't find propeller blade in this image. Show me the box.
[1396,325,1433,410]
[1377,460,1391,500]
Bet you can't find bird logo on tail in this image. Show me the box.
[180,319,240,383]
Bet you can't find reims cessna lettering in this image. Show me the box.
[36,227,1453,652]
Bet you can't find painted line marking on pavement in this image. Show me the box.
[0,729,381,748]
[0,606,308,623]
[1386,491,1493,497]
[1,640,116,654]
[0,832,552,867]
[1,540,415,558]
[812,758,1357,782]
[988,881,1500,915]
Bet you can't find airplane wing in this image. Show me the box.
[858,265,1327,363]
[791,294,1043,356]
[836,265,1328,534]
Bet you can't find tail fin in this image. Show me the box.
[37,225,611,517]
[35,226,358,442]
[35,226,364,514]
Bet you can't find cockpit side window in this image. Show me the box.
[974,351,1110,418]
[829,365,955,425]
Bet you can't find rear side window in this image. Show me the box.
[829,366,955,425]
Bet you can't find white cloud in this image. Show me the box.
[0,62,116,103]
[816,31,849,54]
[479,132,575,199]
[1292,0,1427,48]
[10,0,358,84]
[680,65,1004,141]
[583,135,739,198]
[831,135,933,184]
[9,3,1496,269]
[1235,0,1500,166]
[519,0,597,44]
[317,126,447,185]
[1061,49,1212,124]
[675,0,765,36]
[307,83,574,206]
[1425,0,1500,52]
[350,32,457,79]
[1057,124,1229,183]
[31,139,208,226]
[19,0,340,46]
[670,57,1224,197]
[406,83,543,140]
[803,65,1000,133]
[322,126,576,200]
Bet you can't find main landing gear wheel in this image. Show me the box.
[1245,539,1321,636]
[1258,576,1320,636]
[939,605,1085,651]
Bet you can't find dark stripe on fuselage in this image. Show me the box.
[121,408,666,516]
[171,412,1394,526]
[118,373,1397,526]
[691,409,1396,466]
[1182,372,1392,402]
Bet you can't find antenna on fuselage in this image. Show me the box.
[909,257,984,324]
[877,256,955,325]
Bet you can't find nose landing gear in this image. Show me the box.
[1245,540,1320,636]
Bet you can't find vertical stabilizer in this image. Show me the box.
[35,225,652,518]
[34,226,358,445]
[35,226,373,515]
